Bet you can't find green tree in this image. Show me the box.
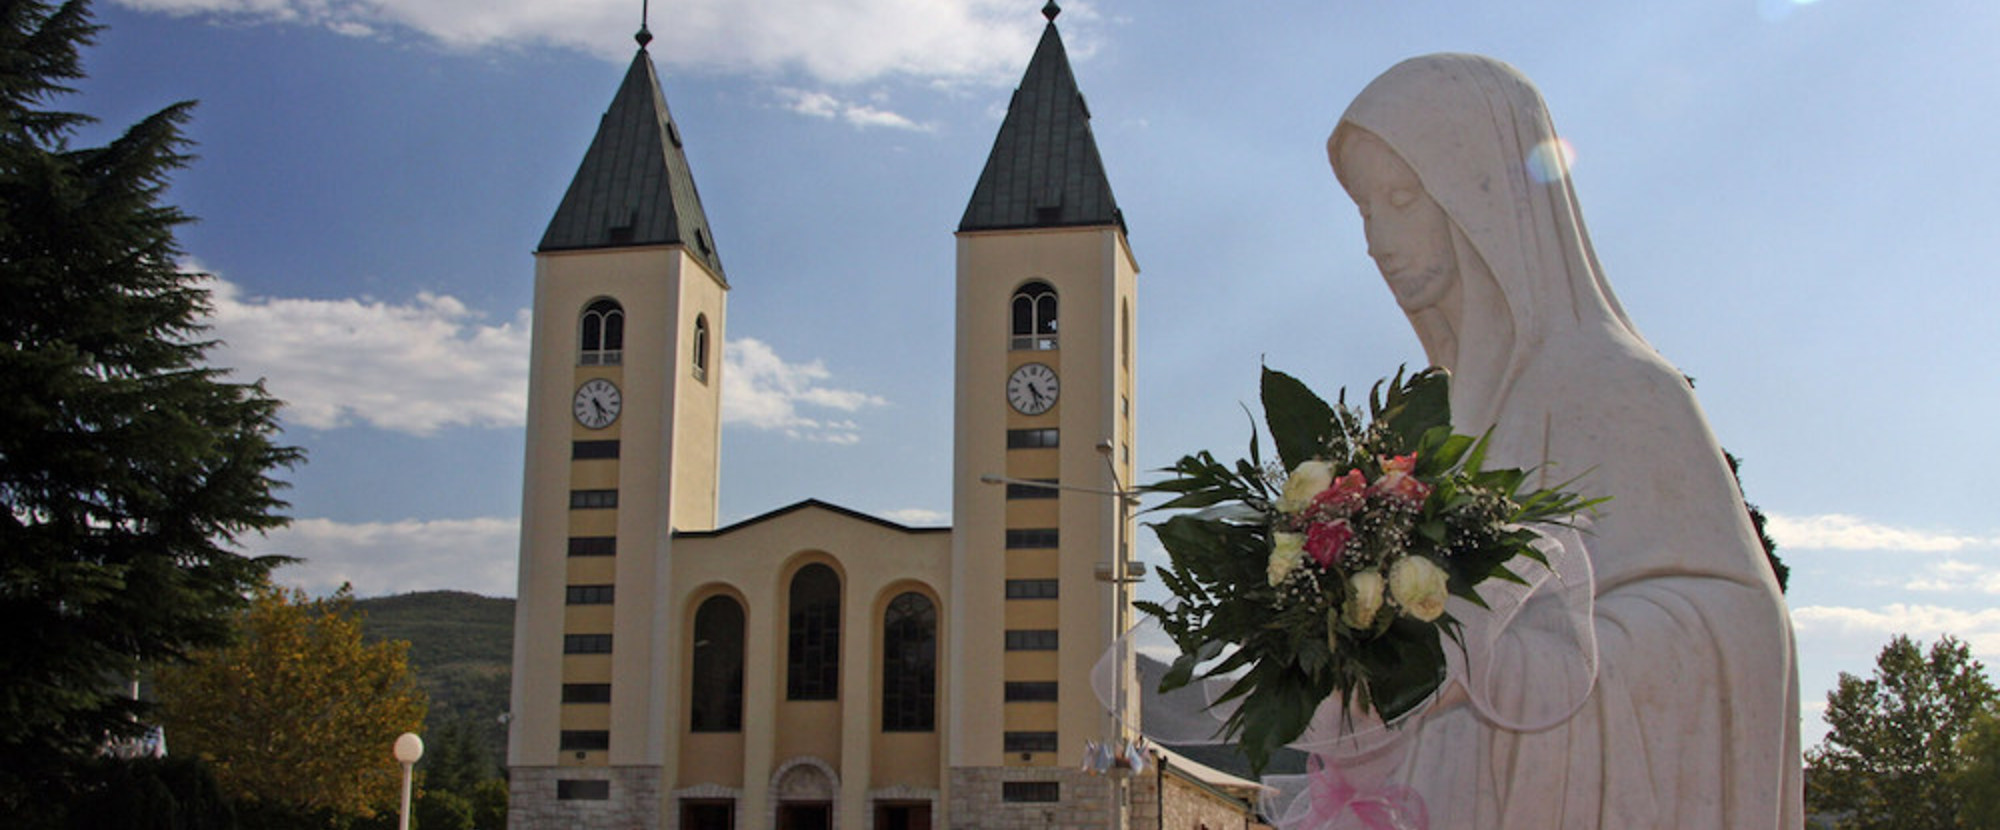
[1951,708,2000,829]
[153,584,427,826]
[420,715,495,795]
[465,778,508,830]
[1723,450,1788,592]
[1806,635,1997,829]
[0,0,301,814]
[67,756,237,830]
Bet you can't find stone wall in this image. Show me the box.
[948,766,1121,829]
[1129,764,1265,830]
[509,765,661,830]
[1160,772,1259,830]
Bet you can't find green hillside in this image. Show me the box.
[356,591,514,775]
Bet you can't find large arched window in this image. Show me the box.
[881,592,937,732]
[1011,281,1057,350]
[786,564,841,700]
[689,595,744,732]
[692,314,710,382]
[580,298,624,366]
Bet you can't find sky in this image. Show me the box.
[65,0,2000,750]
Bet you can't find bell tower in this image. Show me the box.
[949,1,1141,819]
[508,24,728,828]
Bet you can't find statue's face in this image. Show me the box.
[1337,129,1456,313]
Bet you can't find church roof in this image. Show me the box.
[539,47,726,280]
[958,11,1125,234]
[674,499,952,538]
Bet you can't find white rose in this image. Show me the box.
[1343,569,1385,629]
[1277,460,1335,514]
[1268,533,1306,586]
[1388,556,1449,622]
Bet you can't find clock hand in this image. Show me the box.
[594,399,608,418]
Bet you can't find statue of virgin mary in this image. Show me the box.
[1309,54,1804,828]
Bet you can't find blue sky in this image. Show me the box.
[70,0,2000,749]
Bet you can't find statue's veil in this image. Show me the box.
[1330,54,1648,434]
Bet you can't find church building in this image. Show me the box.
[505,6,1265,828]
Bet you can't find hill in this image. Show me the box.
[356,591,514,775]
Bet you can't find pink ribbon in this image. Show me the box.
[1298,755,1428,830]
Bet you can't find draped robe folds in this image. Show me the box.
[1304,54,1805,829]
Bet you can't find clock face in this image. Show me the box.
[573,378,622,429]
[1007,363,1059,415]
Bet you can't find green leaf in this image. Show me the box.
[1161,640,1224,692]
[1352,616,1448,722]
[1378,366,1453,444]
[1261,366,1337,472]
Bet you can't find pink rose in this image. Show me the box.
[1309,469,1369,516]
[1370,453,1433,509]
[1305,518,1355,568]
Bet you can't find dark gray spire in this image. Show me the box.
[539,49,726,281]
[958,15,1124,234]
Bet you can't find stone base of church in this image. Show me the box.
[947,766,1124,829]
[508,765,661,830]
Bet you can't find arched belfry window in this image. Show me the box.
[882,592,936,732]
[692,314,710,382]
[1011,281,1058,351]
[787,564,841,701]
[580,298,624,366]
[689,595,744,732]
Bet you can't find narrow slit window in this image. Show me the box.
[693,314,710,382]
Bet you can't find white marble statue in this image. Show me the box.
[1316,53,1804,828]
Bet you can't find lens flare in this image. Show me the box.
[1758,0,1820,22]
[1525,138,1577,184]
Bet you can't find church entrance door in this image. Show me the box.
[776,803,831,830]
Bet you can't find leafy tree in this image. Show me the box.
[66,756,237,830]
[0,0,301,814]
[465,778,508,830]
[414,788,474,830]
[420,715,495,795]
[1951,708,2000,828]
[1806,635,1997,829]
[1724,451,1787,592]
[153,584,427,826]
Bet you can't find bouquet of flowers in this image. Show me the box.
[1138,367,1602,775]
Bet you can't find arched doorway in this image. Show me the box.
[771,758,837,830]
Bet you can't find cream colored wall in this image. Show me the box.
[665,506,950,828]
[950,225,1140,772]
[669,262,725,533]
[510,244,726,776]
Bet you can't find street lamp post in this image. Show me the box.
[394,732,424,830]
[980,439,1147,829]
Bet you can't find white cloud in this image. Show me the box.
[114,0,1050,86]
[723,337,887,444]
[200,277,531,435]
[776,87,931,131]
[257,516,520,598]
[203,275,882,443]
[1902,559,2000,594]
[1792,603,2000,656]
[1766,512,2000,552]
[880,508,949,526]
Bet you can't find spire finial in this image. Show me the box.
[1042,1,1060,22]
[636,0,653,48]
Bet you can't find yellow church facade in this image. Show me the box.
[506,7,1264,829]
